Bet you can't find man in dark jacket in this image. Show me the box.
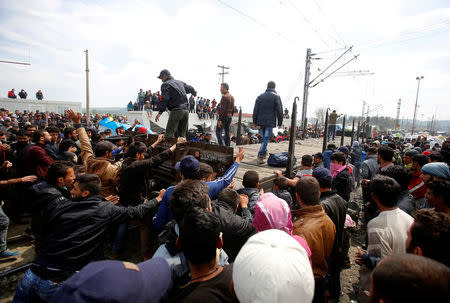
[18,89,27,99]
[13,174,164,303]
[216,83,234,146]
[313,167,348,301]
[252,81,283,164]
[212,188,255,261]
[155,69,196,138]
[117,137,182,259]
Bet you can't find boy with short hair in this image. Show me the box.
[272,176,294,209]
[237,170,260,216]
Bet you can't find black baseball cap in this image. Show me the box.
[157,69,171,79]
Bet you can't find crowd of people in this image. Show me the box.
[7,89,44,100]
[127,88,221,121]
[1,102,449,303]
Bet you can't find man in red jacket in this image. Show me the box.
[25,130,55,181]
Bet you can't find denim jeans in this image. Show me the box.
[258,126,273,156]
[13,269,63,303]
[328,125,336,141]
[112,222,128,254]
[216,116,232,146]
[0,205,9,252]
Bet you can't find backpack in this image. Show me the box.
[267,152,296,167]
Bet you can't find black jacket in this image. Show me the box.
[320,191,347,258]
[397,190,416,215]
[30,182,71,242]
[31,195,158,281]
[119,148,172,206]
[252,88,283,127]
[332,168,352,202]
[237,187,260,216]
[158,76,196,113]
[212,200,255,262]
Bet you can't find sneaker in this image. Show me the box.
[257,155,265,164]
[0,250,20,258]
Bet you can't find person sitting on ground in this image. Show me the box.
[292,177,336,303]
[425,179,450,214]
[272,176,294,209]
[153,180,230,301]
[313,152,324,169]
[237,170,261,216]
[50,257,171,303]
[313,167,348,301]
[382,165,415,215]
[370,254,449,303]
[13,174,165,303]
[153,150,243,231]
[168,207,238,303]
[232,230,314,303]
[406,209,450,266]
[355,176,413,269]
[212,188,255,262]
[330,152,352,202]
[252,193,312,261]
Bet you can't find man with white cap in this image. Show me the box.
[232,229,314,303]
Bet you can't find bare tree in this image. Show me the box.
[314,107,326,126]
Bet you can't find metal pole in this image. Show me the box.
[322,108,330,152]
[301,48,311,133]
[411,76,423,135]
[356,120,361,142]
[85,50,90,127]
[286,97,298,177]
[314,119,319,138]
[237,107,242,145]
[351,118,355,143]
[340,115,346,147]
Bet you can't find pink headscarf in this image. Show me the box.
[252,193,312,261]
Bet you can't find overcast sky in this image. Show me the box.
[0,0,449,121]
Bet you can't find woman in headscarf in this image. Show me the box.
[252,193,312,261]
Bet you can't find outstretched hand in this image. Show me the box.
[156,189,166,203]
[66,110,81,124]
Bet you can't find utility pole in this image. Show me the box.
[217,65,230,83]
[301,48,312,134]
[361,100,366,120]
[395,98,401,130]
[84,50,91,127]
[411,76,424,135]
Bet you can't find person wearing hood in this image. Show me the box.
[36,90,43,100]
[155,69,197,138]
[350,141,362,187]
[330,152,352,202]
[252,192,312,261]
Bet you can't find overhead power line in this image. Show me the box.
[215,0,294,43]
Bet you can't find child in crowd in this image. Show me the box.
[272,176,294,209]
[237,170,261,216]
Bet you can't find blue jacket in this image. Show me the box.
[253,89,283,127]
[323,149,333,170]
[153,161,240,230]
